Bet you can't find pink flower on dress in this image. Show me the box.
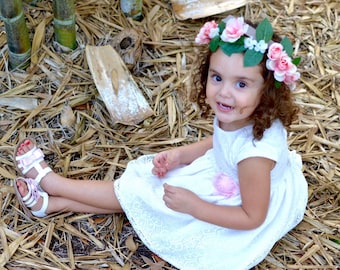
[221,17,249,43]
[195,21,219,45]
[213,173,240,198]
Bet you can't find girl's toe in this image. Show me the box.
[16,179,28,197]
[21,140,33,153]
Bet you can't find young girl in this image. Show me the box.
[14,16,308,270]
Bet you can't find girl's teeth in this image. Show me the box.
[219,103,232,110]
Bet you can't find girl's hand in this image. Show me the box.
[163,183,200,214]
[152,149,180,178]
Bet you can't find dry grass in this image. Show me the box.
[0,0,339,269]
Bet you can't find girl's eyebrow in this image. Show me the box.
[235,76,257,83]
[209,68,257,82]
[208,68,220,74]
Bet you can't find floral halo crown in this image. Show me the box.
[195,16,301,90]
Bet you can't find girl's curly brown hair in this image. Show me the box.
[193,43,299,141]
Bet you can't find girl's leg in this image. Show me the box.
[15,139,123,212]
[42,173,123,212]
[16,178,120,214]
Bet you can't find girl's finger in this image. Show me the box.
[163,183,175,193]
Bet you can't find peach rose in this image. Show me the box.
[221,17,248,43]
[275,52,294,72]
[267,52,295,79]
[284,69,300,90]
[267,43,284,60]
[195,21,219,45]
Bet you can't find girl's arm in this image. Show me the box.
[164,156,274,230]
[175,136,213,165]
[194,157,273,229]
[153,136,213,177]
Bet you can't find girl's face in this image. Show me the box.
[206,49,264,131]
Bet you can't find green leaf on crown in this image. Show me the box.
[292,57,301,66]
[256,18,273,43]
[274,80,282,89]
[281,36,294,56]
[209,36,220,52]
[218,21,226,34]
[243,49,264,67]
[220,37,246,56]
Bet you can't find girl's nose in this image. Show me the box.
[219,84,232,98]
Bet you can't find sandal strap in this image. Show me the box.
[19,177,48,218]
[16,146,44,174]
[35,166,52,184]
[16,145,39,162]
[31,191,49,218]
[22,178,40,208]
[16,145,52,185]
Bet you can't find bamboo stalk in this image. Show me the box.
[0,0,31,69]
[120,0,143,20]
[52,0,77,50]
[22,0,40,5]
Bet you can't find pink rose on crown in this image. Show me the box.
[276,52,294,72]
[283,69,300,90]
[195,21,219,45]
[266,53,292,78]
[266,51,300,90]
[267,43,284,60]
[221,17,249,43]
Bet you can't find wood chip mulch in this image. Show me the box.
[0,0,339,269]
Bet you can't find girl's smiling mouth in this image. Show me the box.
[217,102,234,112]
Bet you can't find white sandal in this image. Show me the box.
[14,138,52,189]
[14,177,49,218]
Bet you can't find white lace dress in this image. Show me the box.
[114,118,308,270]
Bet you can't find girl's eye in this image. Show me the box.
[236,81,247,88]
[212,74,222,82]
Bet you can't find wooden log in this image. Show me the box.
[85,45,153,125]
[170,0,248,20]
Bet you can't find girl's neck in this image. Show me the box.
[218,119,253,132]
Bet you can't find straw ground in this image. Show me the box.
[0,0,339,269]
